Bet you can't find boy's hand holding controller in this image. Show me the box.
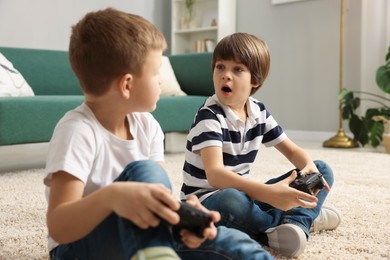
[175,195,220,248]
[111,182,181,229]
[111,183,218,248]
[289,171,330,195]
[264,172,319,211]
[294,163,331,194]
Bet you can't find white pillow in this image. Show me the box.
[160,56,186,96]
[0,52,34,97]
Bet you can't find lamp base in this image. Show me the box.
[323,128,359,148]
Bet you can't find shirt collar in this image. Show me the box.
[212,95,260,126]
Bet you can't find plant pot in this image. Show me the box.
[383,133,390,154]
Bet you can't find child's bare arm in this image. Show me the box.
[275,138,330,192]
[201,146,318,211]
[47,171,180,244]
[275,138,316,172]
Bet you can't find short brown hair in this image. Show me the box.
[69,8,167,96]
[212,33,270,95]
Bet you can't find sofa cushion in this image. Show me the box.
[168,52,214,97]
[152,95,207,133]
[0,96,84,145]
[0,52,34,97]
[160,56,186,96]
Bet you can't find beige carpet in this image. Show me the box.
[1,146,390,259]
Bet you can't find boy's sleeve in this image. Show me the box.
[44,119,96,187]
[262,109,287,147]
[187,108,223,153]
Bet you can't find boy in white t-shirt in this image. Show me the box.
[44,8,273,260]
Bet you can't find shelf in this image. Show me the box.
[174,26,218,34]
[171,0,236,54]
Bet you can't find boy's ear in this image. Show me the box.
[253,83,261,90]
[118,73,133,99]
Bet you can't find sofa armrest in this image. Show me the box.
[0,47,81,95]
[168,52,214,96]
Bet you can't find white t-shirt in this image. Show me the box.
[44,103,165,250]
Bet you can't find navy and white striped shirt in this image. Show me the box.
[180,94,286,201]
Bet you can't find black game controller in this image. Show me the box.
[173,201,212,238]
[289,172,325,195]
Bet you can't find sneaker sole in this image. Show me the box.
[266,224,307,258]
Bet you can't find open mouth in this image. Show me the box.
[222,86,232,93]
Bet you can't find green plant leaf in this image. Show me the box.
[341,105,350,120]
[340,90,362,119]
[381,108,390,118]
[366,108,382,118]
[364,108,387,147]
[368,121,384,148]
[376,65,390,93]
[338,88,349,99]
[349,114,368,146]
[346,97,360,118]
[377,46,390,93]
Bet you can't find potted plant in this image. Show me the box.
[180,0,196,29]
[185,0,196,19]
[339,45,390,148]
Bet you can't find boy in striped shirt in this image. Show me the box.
[181,32,341,258]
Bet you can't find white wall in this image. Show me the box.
[359,0,390,112]
[238,0,340,133]
[238,0,389,134]
[0,0,170,51]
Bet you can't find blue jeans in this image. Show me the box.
[50,160,273,260]
[202,160,334,246]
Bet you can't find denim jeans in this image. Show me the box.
[50,160,273,260]
[202,160,334,246]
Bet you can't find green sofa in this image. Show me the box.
[0,47,214,147]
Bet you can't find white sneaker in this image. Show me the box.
[265,223,307,258]
[311,205,341,233]
[131,247,180,260]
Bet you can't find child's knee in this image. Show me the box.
[119,160,171,188]
[314,160,334,187]
[209,189,252,218]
